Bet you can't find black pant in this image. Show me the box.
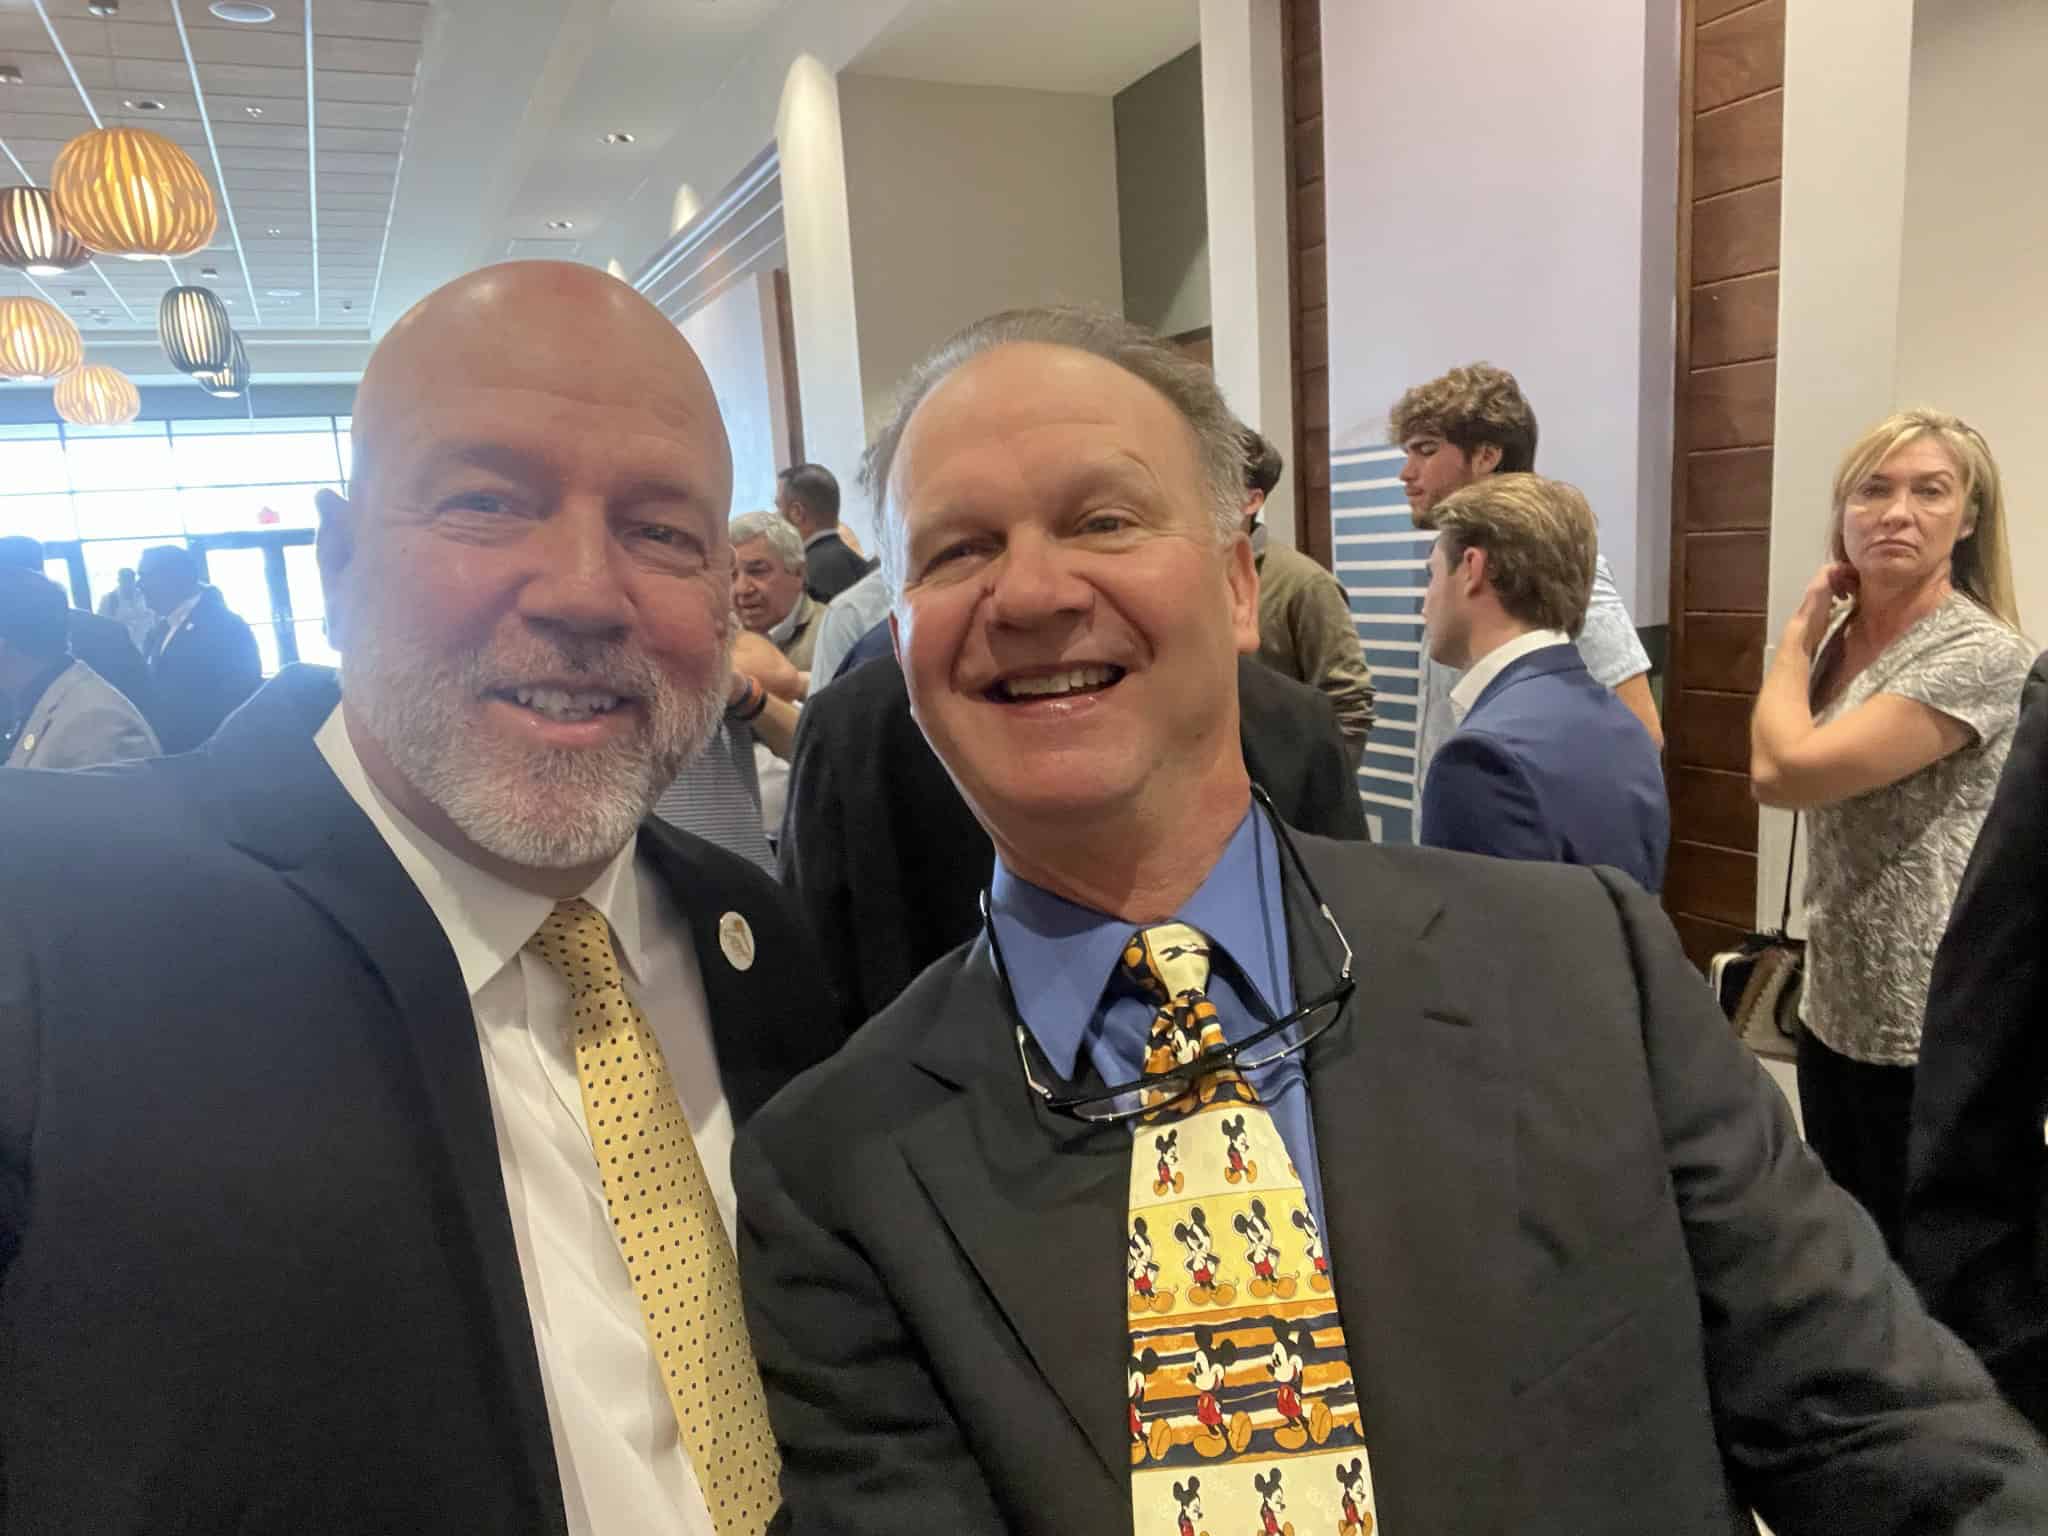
[1797,1028,1916,1257]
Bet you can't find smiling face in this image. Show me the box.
[1837,435,1975,594]
[320,262,734,880]
[887,342,1258,846]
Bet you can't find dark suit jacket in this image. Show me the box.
[1908,651,2048,1432]
[64,607,151,724]
[736,835,2048,1536]
[1420,642,1669,892]
[779,654,1368,1036]
[145,584,263,753]
[803,534,873,604]
[0,666,841,1534]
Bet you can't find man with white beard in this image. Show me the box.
[0,262,840,1535]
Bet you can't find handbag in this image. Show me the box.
[1708,816,1805,1060]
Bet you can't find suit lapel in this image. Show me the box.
[1293,836,1514,1535]
[900,946,1134,1488]
[200,669,568,1535]
[12,665,77,765]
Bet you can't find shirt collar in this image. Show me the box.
[767,592,807,647]
[313,705,644,998]
[988,804,1291,1078]
[1448,627,1571,724]
[801,527,839,551]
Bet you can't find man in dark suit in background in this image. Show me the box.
[1908,651,2048,1432]
[781,650,1366,1037]
[735,306,2047,1535]
[136,540,263,753]
[1417,472,1668,891]
[0,262,837,1534]
[0,535,152,725]
[776,461,872,602]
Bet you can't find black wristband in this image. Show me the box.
[729,677,768,721]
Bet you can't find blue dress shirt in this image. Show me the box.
[988,805,1329,1227]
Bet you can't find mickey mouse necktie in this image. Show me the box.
[526,900,781,1535]
[1122,922,1379,1536]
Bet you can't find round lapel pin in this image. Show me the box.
[718,910,756,972]
[19,732,35,755]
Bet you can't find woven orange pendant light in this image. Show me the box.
[53,361,143,426]
[0,295,84,381]
[51,126,218,258]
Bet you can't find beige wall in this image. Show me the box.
[837,72,1125,441]
[1115,47,1210,339]
[1896,0,2048,641]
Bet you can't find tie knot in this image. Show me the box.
[526,898,624,993]
[1122,922,1214,1002]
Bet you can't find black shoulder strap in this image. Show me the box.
[1779,814,1800,935]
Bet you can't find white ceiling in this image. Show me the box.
[851,0,1198,97]
[0,0,426,343]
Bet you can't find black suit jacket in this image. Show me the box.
[0,667,841,1534]
[737,835,2048,1535]
[803,535,872,604]
[1909,652,2048,1431]
[779,654,1368,1035]
[145,584,263,753]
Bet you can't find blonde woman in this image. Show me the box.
[1751,409,2030,1253]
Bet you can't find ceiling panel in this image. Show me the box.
[0,0,426,343]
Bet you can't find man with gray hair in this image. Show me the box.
[735,305,2048,1535]
[0,261,837,1533]
[731,510,822,674]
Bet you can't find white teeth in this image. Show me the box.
[1002,665,1115,699]
[506,686,623,722]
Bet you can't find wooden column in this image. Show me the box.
[1279,0,1331,569]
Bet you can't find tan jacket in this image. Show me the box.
[5,660,160,772]
[1254,540,1375,771]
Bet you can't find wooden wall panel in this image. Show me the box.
[1663,0,1785,973]
[1690,271,1779,368]
[1686,446,1774,529]
[1695,0,1785,110]
[1684,530,1771,611]
[1695,89,1782,198]
[1283,0,1332,569]
[1693,182,1781,281]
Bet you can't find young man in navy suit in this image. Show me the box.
[1417,472,1669,889]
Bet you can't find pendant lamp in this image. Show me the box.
[51,125,218,258]
[0,295,83,380]
[53,361,142,426]
[0,186,90,276]
[192,331,249,398]
[159,284,234,373]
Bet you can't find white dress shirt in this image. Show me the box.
[155,592,202,659]
[1446,627,1572,726]
[315,707,732,1536]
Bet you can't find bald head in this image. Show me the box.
[350,261,729,508]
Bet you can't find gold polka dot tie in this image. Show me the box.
[526,900,781,1534]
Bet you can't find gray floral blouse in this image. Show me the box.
[1800,593,2032,1065]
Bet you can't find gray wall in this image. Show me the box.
[1115,46,1209,337]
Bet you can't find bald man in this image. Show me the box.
[0,263,839,1535]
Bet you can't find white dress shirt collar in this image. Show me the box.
[313,705,645,996]
[1448,627,1572,725]
[765,593,806,649]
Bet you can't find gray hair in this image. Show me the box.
[728,510,805,574]
[860,306,1248,593]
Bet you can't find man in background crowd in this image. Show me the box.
[777,462,872,602]
[1240,427,1375,773]
[137,542,262,754]
[1417,472,1668,891]
[97,565,157,652]
[1393,363,1661,800]
[732,510,822,673]
[0,567,159,770]
[0,536,152,723]
[804,564,891,693]
[652,630,808,875]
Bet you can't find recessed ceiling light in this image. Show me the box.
[0,65,23,87]
[266,226,283,236]
[546,219,574,231]
[69,288,87,298]
[266,288,302,298]
[209,1,277,21]
[87,1,119,16]
[340,299,353,311]
[124,98,168,113]
[199,266,218,279]
[244,105,265,118]
[605,131,636,145]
